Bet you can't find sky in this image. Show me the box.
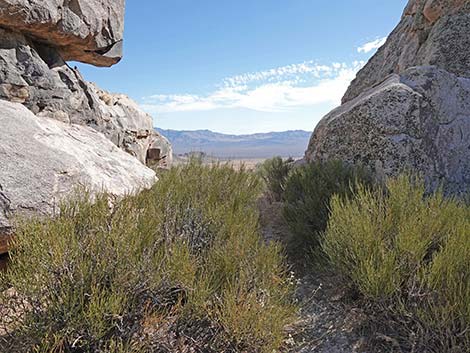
[75,0,408,134]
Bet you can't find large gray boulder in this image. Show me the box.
[0,99,156,234]
[0,0,125,67]
[306,66,470,194]
[306,0,470,194]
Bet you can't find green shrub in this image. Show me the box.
[258,157,293,202]
[0,161,295,353]
[323,174,470,351]
[283,160,373,251]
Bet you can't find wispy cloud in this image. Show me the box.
[142,61,365,114]
[357,37,387,53]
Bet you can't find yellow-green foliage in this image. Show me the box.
[283,160,373,251]
[258,156,293,202]
[323,174,470,350]
[0,161,295,353]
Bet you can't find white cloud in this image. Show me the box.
[142,61,364,114]
[357,37,387,53]
[223,61,336,87]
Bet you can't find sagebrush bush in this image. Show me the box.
[258,156,293,202]
[323,174,470,351]
[283,160,373,251]
[0,161,295,353]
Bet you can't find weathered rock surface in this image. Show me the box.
[343,0,470,103]
[0,99,156,233]
[307,0,470,194]
[149,131,173,168]
[0,27,171,166]
[93,85,173,166]
[307,66,470,194]
[0,0,125,67]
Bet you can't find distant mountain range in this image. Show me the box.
[156,129,311,159]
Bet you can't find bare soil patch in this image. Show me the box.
[258,197,404,353]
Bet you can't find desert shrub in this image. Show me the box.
[283,160,373,251]
[323,174,470,351]
[258,157,293,202]
[0,161,295,353]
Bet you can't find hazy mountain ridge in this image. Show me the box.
[156,128,311,158]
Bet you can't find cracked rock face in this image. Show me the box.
[0,99,157,231]
[0,0,125,67]
[306,0,470,194]
[0,27,171,166]
[343,0,470,103]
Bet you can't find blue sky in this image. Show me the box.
[76,0,408,134]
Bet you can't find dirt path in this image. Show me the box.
[258,198,395,353]
[286,272,370,353]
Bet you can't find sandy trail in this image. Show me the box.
[258,197,399,353]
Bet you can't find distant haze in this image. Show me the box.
[157,129,311,159]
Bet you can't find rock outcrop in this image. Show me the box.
[0,99,156,231]
[92,85,173,166]
[306,0,470,194]
[0,0,125,67]
[0,1,172,249]
[148,131,173,168]
[343,0,470,103]
[0,27,170,166]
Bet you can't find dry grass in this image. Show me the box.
[0,161,296,353]
[323,174,470,352]
[283,160,373,253]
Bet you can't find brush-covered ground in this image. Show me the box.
[0,159,469,353]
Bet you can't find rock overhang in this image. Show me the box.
[0,0,125,67]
